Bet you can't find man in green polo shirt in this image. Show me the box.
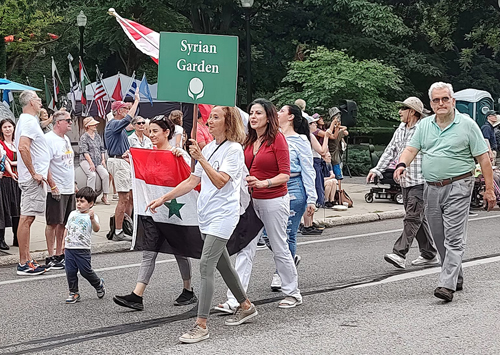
[394,81,495,302]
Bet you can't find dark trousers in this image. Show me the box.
[393,184,437,259]
[65,249,101,293]
[313,157,325,206]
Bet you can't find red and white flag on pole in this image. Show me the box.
[112,73,123,101]
[108,8,159,64]
[79,59,90,105]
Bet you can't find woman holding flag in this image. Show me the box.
[147,106,258,344]
[113,116,197,310]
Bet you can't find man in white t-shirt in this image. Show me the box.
[45,110,76,270]
[14,90,51,276]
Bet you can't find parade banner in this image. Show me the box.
[157,32,238,107]
[130,148,263,258]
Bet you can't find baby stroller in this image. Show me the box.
[470,166,500,208]
[364,145,403,204]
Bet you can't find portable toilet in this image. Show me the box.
[454,89,494,127]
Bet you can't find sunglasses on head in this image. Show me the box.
[431,97,450,104]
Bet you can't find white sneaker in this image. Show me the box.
[411,255,440,266]
[384,253,406,269]
[271,273,281,291]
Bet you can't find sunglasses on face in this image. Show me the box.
[135,122,146,125]
[431,97,450,104]
[59,119,72,123]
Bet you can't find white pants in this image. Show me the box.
[80,160,110,194]
[227,195,301,307]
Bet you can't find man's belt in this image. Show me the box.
[109,155,124,159]
[427,171,473,187]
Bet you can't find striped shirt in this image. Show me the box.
[371,121,424,188]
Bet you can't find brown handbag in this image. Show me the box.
[334,189,353,208]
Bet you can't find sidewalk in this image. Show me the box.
[0,180,404,266]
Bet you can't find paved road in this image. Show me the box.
[1,212,500,354]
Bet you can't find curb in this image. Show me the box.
[0,211,405,267]
[317,210,406,228]
[0,241,131,267]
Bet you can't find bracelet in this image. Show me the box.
[395,162,407,169]
[51,186,57,190]
[267,179,272,188]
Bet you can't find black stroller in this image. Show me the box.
[364,145,403,204]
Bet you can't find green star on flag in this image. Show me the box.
[164,199,185,219]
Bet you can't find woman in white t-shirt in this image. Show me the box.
[113,116,195,311]
[168,110,184,148]
[147,106,257,344]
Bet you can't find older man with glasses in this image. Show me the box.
[394,82,496,302]
[44,110,76,270]
[104,91,140,242]
[14,90,50,275]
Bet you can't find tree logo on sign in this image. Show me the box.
[188,78,205,100]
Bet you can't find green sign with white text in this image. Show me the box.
[157,32,239,107]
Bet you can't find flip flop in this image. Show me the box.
[278,296,303,309]
[213,302,236,314]
[101,198,110,205]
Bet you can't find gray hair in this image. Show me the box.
[19,90,38,108]
[52,110,70,123]
[428,82,454,100]
[131,116,145,125]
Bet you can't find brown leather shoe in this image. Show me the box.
[434,287,454,302]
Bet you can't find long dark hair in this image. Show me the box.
[244,98,279,148]
[286,104,310,142]
[150,115,175,140]
[0,118,16,141]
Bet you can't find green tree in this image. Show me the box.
[272,46,402,128]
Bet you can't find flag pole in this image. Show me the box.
[96,65,112,111]
[108,9,159,50]
[191,104,198,172]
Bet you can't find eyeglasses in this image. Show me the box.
[59,119,72,123]
[135,122,146,125]
[431,97,450,104]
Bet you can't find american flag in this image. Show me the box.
[94,75,106,118]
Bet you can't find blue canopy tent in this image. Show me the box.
[0,78,41,92]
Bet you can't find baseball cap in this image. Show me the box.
[111,101,130,111]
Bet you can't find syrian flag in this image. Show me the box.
[112,74,123,101]
[130,148,263,258]
[109,9,159,64]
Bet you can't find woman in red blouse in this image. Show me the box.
[0,118,21,249]
[216,99,302,311]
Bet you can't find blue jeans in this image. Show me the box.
[313,158,325,206]
[287,176,307,257]
[262,177,306,258]
[65,249,101,293]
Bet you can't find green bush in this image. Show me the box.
[343,146,385,176]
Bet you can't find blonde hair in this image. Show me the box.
[294,99,306,111]
[215,106,246,144]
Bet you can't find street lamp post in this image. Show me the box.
[240,0,254,106]
[77,10,87,60]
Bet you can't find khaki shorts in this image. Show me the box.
[19,178,47,217]
[107,157,132,192]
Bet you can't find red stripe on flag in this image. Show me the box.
[131,148,200,191]
[122,19,154,40]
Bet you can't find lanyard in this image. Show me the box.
[207,139,227,162]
